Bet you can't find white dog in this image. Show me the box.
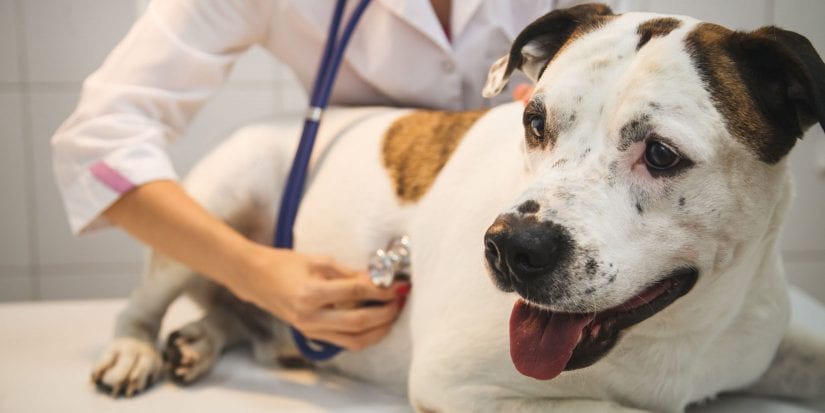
[91,4,825,412]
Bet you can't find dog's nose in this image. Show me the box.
[484,214,572,287]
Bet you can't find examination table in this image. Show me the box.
[2,288,823,412]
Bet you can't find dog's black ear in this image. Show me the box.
[482,3,614,98]
[729,27,825,151]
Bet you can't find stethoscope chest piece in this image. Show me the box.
[369,236,411,288]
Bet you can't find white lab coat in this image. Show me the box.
[52,0,628,235]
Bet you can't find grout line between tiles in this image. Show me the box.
[765,0,775,25]
[14,0,40,300]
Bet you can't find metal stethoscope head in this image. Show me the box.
[369,236,411,288]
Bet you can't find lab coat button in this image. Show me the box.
[441,60,455,71]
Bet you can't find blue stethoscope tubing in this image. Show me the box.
[273,0,372,361]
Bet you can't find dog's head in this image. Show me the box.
[482,4,825,380]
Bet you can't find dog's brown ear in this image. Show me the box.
[729,27,825,157]
[482,3,613,98]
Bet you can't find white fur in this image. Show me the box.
[92,11,825,412]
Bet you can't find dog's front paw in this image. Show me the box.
[91,337,163,397]
[162,324,219,385]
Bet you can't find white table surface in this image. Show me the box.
[1,290,823,412]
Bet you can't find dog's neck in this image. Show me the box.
[610,170,795,408]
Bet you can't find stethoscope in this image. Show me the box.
[273,0,410,362]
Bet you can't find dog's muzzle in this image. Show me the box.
[484,214,573,293]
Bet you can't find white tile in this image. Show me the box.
[170,87,278,175]
[29,85,280,267]
[784,260,825,305]
[623,1,646,12]
[38,271,140,300]
[0,92,31,269]
[0,276,33,302]
[646,0,771,28]
[780,128,825,252]
[0,0,21,83]
[773,0,825,57]
[28,91,144,267]
[22,0,136,83]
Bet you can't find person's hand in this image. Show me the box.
[101,180,409,352]
[233,244,411,351]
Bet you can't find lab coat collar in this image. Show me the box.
[450,0,484,41]
[376,0,484,52]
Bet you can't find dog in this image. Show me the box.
[91,4,825,412]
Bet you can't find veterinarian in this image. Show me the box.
[52,0,625,351]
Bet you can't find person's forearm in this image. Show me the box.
[102,179,408,351]
[102,180,257,291]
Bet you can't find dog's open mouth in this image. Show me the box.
[509,268,698,380]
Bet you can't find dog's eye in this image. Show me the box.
[644,140,680,170]
[527,115,545,139]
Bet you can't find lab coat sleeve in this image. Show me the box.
[51,0,274,235]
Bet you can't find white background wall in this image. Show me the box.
[0,0,822,302]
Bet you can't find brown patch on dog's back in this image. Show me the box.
[685,23,788,163]
[636,17,682,50]
[383,110,487,203]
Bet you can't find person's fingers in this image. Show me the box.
[302,300,402,334]
[303,320,396,351]
[307,257,361,280]
[312,277,406,306]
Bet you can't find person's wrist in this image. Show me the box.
[218,235,266,297]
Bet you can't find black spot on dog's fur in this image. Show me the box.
[679,197,686,207]
[635,202,644,214]
[518,200,541,214]
[553,158,569,168]
[619,113,651,152]
[586,257,599,276]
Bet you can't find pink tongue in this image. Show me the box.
[509,300,594,380]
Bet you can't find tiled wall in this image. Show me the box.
[0,0,822,302]
[0,0,307,301]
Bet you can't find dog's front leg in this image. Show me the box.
[91,253,196,396]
